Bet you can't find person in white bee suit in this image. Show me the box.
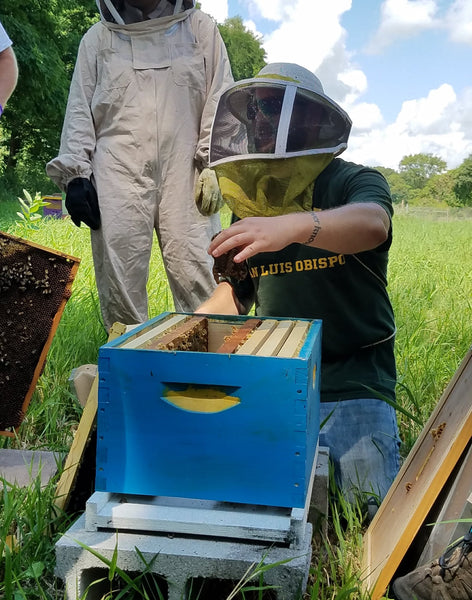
[46,0,233,330]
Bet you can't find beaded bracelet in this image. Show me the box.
[304,211,321,244]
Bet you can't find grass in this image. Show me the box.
[0,198,471,599]
[389,216,472,453]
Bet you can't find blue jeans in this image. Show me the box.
[319,398,401,504]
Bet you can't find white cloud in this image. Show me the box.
[345,125,471,170]
[350,102,384,131]
[455,87,472,137]
[346,83,472,169]
[242,19,259,36]
[444,0,472,45]
[244,0,287,22]
[338,69,368,106]
[366,0,438,54]
[396,84,456,135]
[253,0,354,101]
[198,0,228,23]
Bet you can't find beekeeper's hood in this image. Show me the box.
[210,62,351,164]
[97,0,194,25]
[209,63,352,218]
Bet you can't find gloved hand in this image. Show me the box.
[194,168,224,216]
[65,177,101,230]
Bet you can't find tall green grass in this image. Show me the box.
[389,215,472,453]
[0,202,471,599]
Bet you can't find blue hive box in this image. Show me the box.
[96,312,322,509]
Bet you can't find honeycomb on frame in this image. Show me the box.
[0,231,80,435]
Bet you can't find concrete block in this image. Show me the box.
[55,514,312,600]
[0,449,63,488]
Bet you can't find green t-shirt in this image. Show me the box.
[232,158,397,403]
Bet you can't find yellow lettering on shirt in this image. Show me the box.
[248,255,345,279]
[304,259,313,271]
[328,255,339,267]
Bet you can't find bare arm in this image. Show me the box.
[196,202,389,315]
[0,46,18,109]
[195,282,247,316]
[208,202,390,264]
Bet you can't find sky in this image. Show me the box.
[198,0,472,171]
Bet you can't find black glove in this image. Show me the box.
[65,177,101,230]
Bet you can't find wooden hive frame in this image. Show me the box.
[0,231,80,436]
[362,346,472,599]
[117,313,311,358]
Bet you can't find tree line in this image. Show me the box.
[1,2,471,208]
[376,153,472,208]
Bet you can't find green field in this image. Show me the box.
[0,204,471,599]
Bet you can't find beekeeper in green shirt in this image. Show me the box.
[197,62,400,515]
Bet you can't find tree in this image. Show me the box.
[375,166,413,207]
[452,154,472,207]
[398,153,447,190]
[0,0,97,193]
[218,16,266,81]
[416,171,456,207]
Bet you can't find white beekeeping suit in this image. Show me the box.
[47,0,233,329]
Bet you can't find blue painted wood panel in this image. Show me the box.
[96,313,321,508]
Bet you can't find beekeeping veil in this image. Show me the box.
[97,0,194,24]
[209,63,352,218]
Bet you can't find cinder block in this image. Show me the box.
[55,514,312,600]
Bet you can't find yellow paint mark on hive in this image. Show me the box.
[163,386,240,413]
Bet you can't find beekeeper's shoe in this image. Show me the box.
[392,532,472,600]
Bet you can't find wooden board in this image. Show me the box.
[416,441,472,566]
[85,492,293,543]
[235,319,278,355]
[118,314,187,349]
[362,347,472,599]
[215,319,262,354]
[277,321,311,358]
[256,320,296,357]
[54,322,127,514]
